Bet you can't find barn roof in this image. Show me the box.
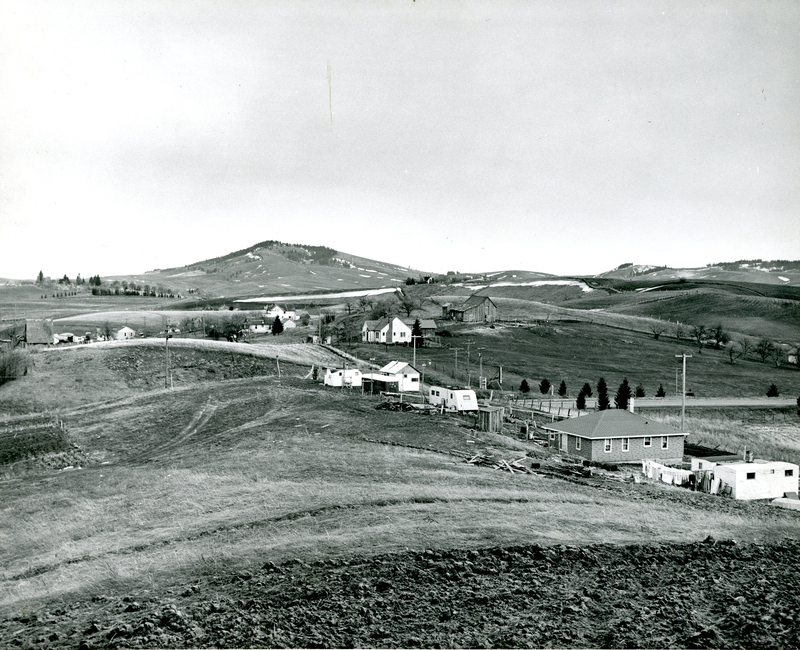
[25,319,53,344]
[462,294,496,308]
[546,409,686,439]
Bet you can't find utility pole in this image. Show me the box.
[675,353,692,431]
[164,334,172,389]
[463,341,475,387]
[452,348,464,384]
[411,335,423,368]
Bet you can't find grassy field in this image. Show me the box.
[3,372,800,614]
[343,321,800,400]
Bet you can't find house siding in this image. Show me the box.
[587,435,685,463]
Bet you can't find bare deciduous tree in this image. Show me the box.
[756,339,774,363]
[691,324,707,352]
[649,323,667,340]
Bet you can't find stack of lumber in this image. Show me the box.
[464,455,536,474]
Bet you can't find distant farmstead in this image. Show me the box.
[443,295,497,323]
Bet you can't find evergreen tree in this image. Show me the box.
[635,384,646,398]
[411,318,423,347]
[557,380,567,397]
[272,315,284,335]
[767,383,779,397]
[520,379,530,394]
[615,378,632,410]
[576,390,586,410]
[656,384,666,397]
[36,270,44,284]
[539,378,551,395]
[597,377,610,410]
[581,382,593,398]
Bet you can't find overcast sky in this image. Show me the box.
[1,0,798,279]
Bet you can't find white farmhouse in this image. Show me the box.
[249,323,270,334]
[361,317,412,344]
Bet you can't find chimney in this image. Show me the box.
[629,397,635,413]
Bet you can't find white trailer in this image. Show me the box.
[428,386,478,412]
[714,460,798,500]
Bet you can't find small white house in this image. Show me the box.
[361,317,412,344]
[116,326,136,340]
[428,386,479,412]
[713,460,798,500]
[264,304,299,321]
[378,361,420,392]
[249,323,270,334]
[323,367,362,388]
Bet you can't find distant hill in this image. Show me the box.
[598,261,800,286]
[110,240,427,300]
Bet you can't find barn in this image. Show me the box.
[445,295,497,323]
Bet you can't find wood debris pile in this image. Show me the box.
[464,454,537,474]
[375,401,416,412]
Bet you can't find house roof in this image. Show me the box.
[546,409,686,440]
[118,326,136,334]
[25,319,53,344]
[380,361,419,375]
[402,318,437,330]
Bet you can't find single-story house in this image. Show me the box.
[116,326,136,340]
[401,318,437,339]
[377,361,420,392]
[361,317,412,344]
[323,367,362,388]
[543,409,688,464]
[712,460,798,500]
[249,323,270,334]
[444,295,497,323]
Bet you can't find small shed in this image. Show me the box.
[362,373,399,395]
[477,406,504,432]
[323,367,362,388]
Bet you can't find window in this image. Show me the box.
[575,437,581,451]
[622,438,629,452]
[661,437,669,450]
[463,394,471,400]
[549,433,555,441]
[604,439,612,453]
[786,469,794,477]
[746,472,756,480]
[643,437,651,448]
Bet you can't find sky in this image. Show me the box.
[1,0,798,279]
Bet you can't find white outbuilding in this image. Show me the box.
[116,326,136,340]
[323,367,363,388]
[714,460,798,500]
[378,361,420,392]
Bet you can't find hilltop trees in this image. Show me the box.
[557,380,567,397]
[656,384,666,397]
[614,378,632,410]
[597,378,610,410]
[539,378,551,395]
[635,384,646,398]
[36,270,44,284]
[581,382,593,398]
[520,379,530,394]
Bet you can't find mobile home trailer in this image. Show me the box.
[428,386,478,412]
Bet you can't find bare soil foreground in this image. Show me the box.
[2,538,799,649]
